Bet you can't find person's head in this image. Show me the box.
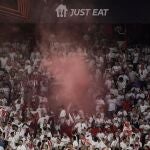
[72,136,77,141]
[80,133,84,139]
[10,132,15,137]
[135,136,140,142]
[19,140,23,145]
[111,84,116,89]
[44,135,48,141]
[144,145,150,150]
[144,120,147,125]
[131,133,135,138]
[118,76,123,82]
[141,100,144,106]
[113,113,117,118]
[129,67,133,72]
[57,138,61,144]
[12,124,18,131]
[111,93,115,99]
[0,92,5,99]
[63,133,67,138]
[93,136,98,142]
[7,122,11,127]
[43,118,47,124]
[9,69,16,77]
[66,142,73,149]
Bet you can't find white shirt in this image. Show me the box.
[0,147,4,150]
[75,122,87,133]
[133,52,139,63]
[16,145,26,150]
[97,132,105,139]
[59,109,66,118]
[139,69,148,80]
[61,137,70,145]
[99,140,107,149]
[117,80,126,90]
[136,93,145,100]
[8,136,16,149]
[120,141,127,150]
[25,64,32,74]
[110,88,118,96]
[5,64,12,72]
[111,139,119,147]
[105,79,113,89]
[0,57,8,68]
[108,99,117,111]
[128,71,137,82]
[73,140,78,148]
[139,124,150,133]
[112,65,121,73]
[9,52,17,61]
[38,117,46,128]
[140,105,148,113]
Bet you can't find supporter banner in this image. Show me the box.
[30,0,150,23]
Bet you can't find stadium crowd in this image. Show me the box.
[0,24,150,150]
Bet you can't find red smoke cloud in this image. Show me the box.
[42,52,94,111]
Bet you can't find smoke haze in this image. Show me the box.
[38,26,98,112]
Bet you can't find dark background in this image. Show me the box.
[0,0,18,9]
[0,0,149,23]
